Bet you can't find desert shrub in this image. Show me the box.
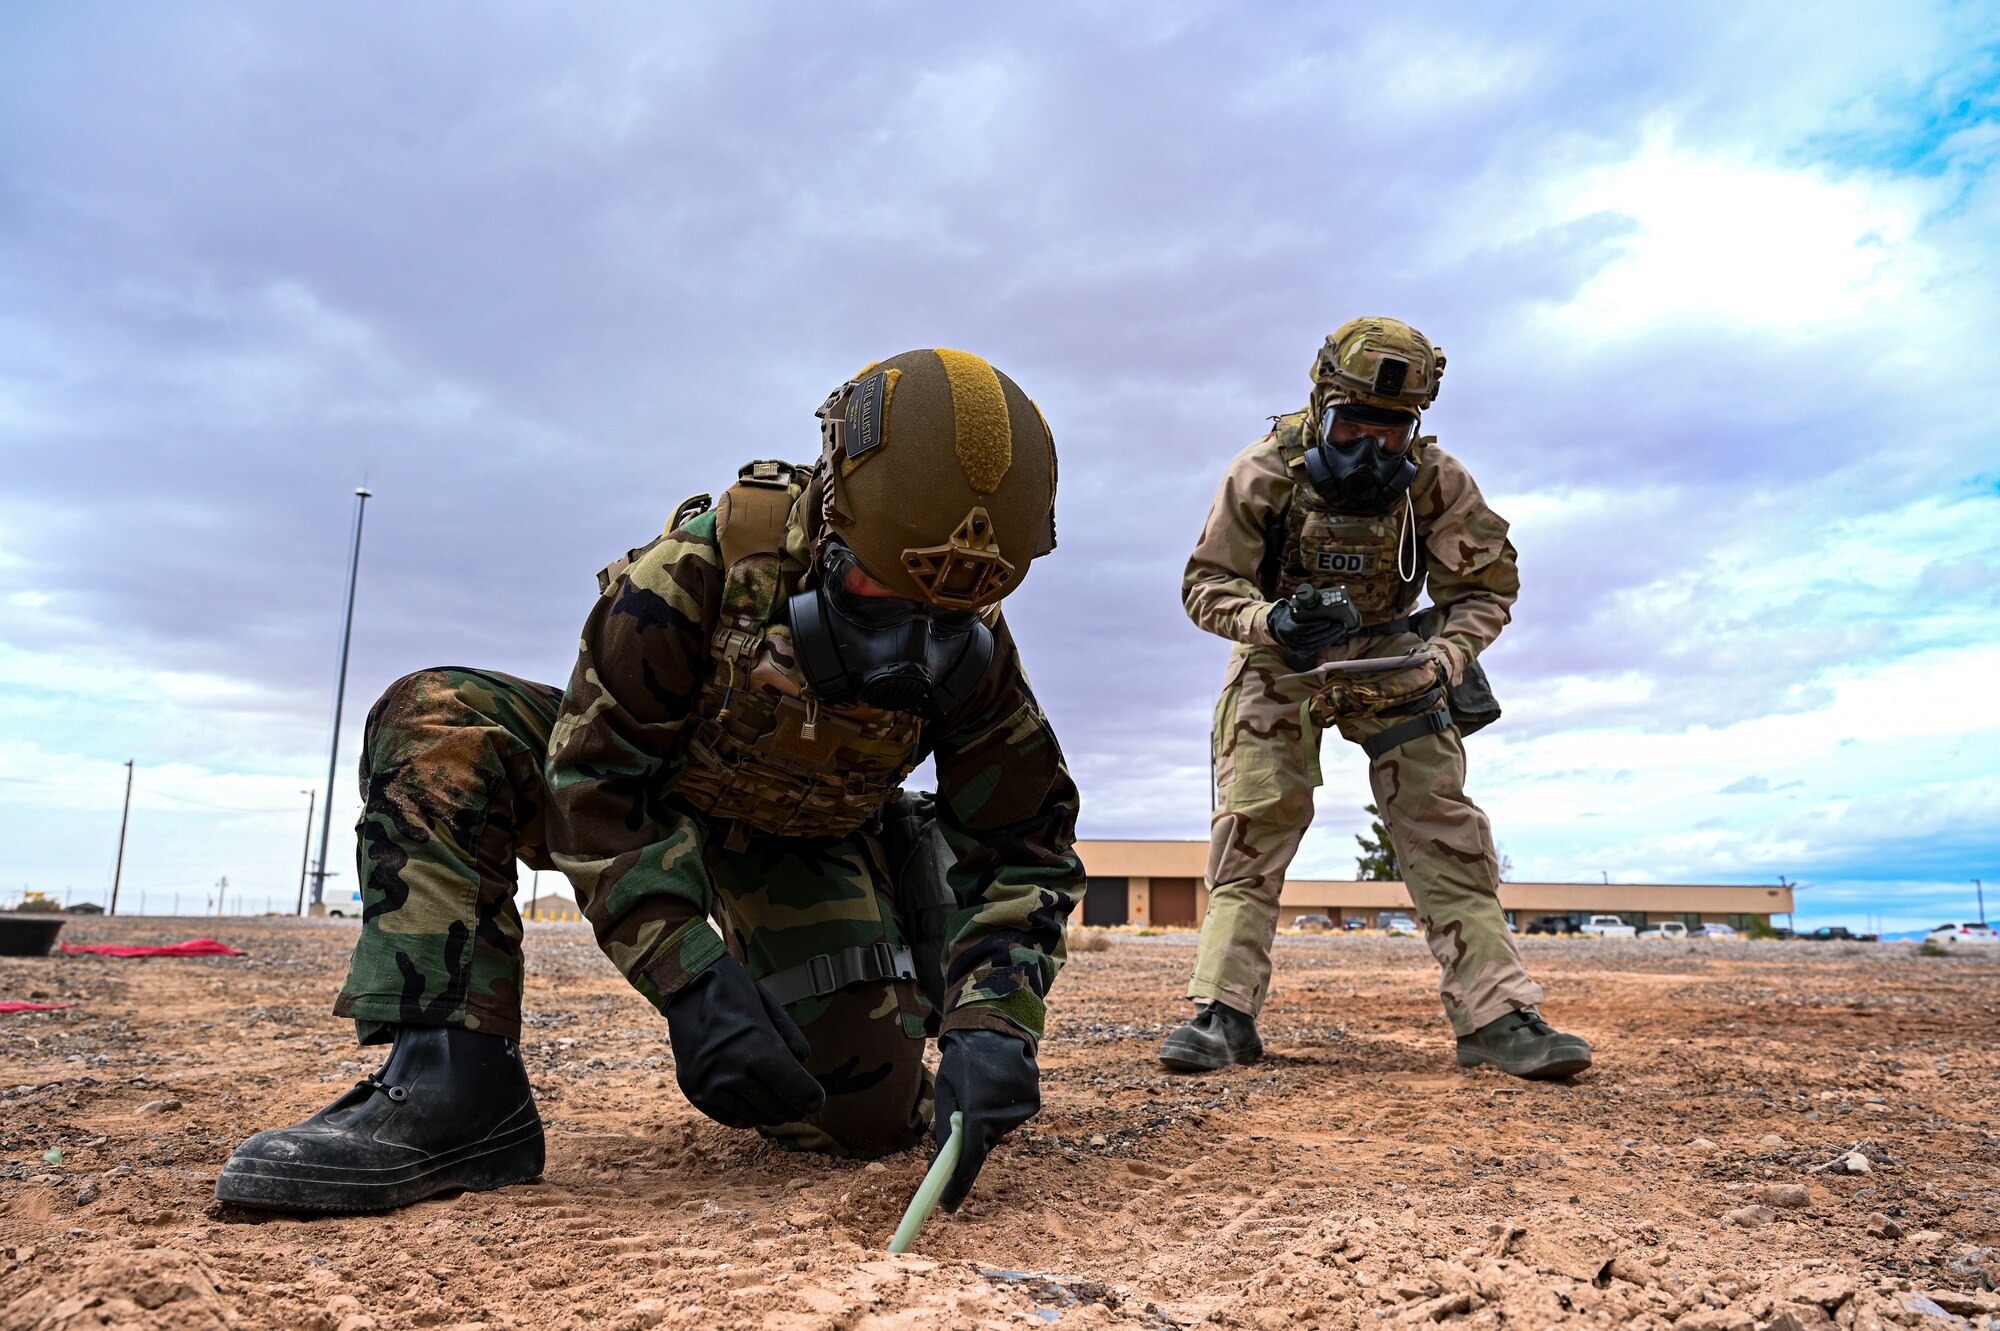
[1070,927,1111,952]
[1917,939,1950,957]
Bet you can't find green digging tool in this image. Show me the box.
[887,1111,963,1253]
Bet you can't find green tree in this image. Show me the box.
[1354,803,1399,880]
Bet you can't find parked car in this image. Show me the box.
[1524,914,1573,936]
[1701,922,1739,939]
[65,902,106,915]
[1802,925,1879,942]
[1342,918,1368,931]
[1637,921,1688,940]
[1293,914,1334,932]
[1924,922,1999,946]
[1580,915,1637,938]
[1382,914,1420,935]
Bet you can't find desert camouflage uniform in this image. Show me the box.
[1182,411,1543,1036]
[336,473,1082,1157]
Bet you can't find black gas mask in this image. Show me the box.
[1303,403,1419,513]
[789,542,996,718]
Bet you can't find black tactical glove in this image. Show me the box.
[932,1027,1041,1211]
[664,954,826,1128]
[1268,600,1347,654]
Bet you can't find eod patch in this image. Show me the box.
[1311,548,1370,576]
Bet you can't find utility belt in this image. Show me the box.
[753,790,953,1034]
[1304,603,1503,758]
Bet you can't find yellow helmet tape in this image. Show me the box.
[935,347,1012,494]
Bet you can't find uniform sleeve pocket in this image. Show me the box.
[1429,507,1510,574]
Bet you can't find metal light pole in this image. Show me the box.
[295,789,316,915]
[108,759,134,915]
[1977,878,1986,925]
[310,487,372,910]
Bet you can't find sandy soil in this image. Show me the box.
[2,918,1996,1331]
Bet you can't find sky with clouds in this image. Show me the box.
[2,2,1996,930]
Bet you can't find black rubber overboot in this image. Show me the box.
[1158,1000,1263,1072]
[216,1026,545,1213]
[1455,1007,1594,1080]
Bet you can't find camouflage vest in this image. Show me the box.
[668,460,927,847]
[1269,412,1430,624]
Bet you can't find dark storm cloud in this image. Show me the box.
[2,0,1995,853]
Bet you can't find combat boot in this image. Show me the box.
[1455,1007,1593,1079]
[216,1026,544,1212]
[1157,1000,1263,1071]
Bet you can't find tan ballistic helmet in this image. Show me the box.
[1312,317,1445,417]
[815,349,1058,609]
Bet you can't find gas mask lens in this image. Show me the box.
[821,547,979,636]
[1320,405,1415,455]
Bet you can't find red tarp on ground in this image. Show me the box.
[0,1001,75,1013]
[59,939,246,958]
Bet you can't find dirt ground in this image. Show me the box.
[2,918,1996,1331]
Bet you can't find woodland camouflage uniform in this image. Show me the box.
[1182,410,1544,1037]
[336,470,1082,1157]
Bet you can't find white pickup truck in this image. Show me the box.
[1580,914,1638,938]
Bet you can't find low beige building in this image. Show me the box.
[522,892,583,923]
[1075,840,1793,932]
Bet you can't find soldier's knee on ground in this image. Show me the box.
[762,983,929,1159]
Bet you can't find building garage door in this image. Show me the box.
[1083,877,1129,926]
[1151,878,1199,927]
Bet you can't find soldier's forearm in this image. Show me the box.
[1184,578,1279,647]
[1424,594,1510,661]
[932,791,1082,1048]
[551,809,720,1012]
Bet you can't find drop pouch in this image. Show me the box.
[1412,605,1502,738]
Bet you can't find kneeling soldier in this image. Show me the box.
[1161,318,1591,1079]
[219,350,1082,1212]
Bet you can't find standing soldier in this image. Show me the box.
[219,349,1082,1212]
[1159,318,1592,1079]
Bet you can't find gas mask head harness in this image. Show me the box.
[788,537,996,718]
[1304,401,1420,513]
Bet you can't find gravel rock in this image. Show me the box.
[1924,1289,2000,1316]
[1761,1311,1834,1331]
[1756,1184,1810,1209]
[1724,1205,1778,1228]
[1785,1273,1856,1311]
[1835,1152,1872,1176]
[135,1099,182,1115]
[1864,1214,1905,1239]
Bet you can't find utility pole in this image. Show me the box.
[311,487,372,910]
[109,760,134,915]
[295,789,316,915]
[1977,878,1986,925]
[216,875,227,916]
